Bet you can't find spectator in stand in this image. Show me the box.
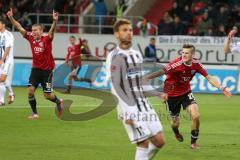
[102,11,116,34]
[31,0,45,13]
[136,18,151,37]
[144,37,159,62]
[205,27,214,36]
[176,0,193,8]
[92,0,108,25]
[55,0,67,14]
[44,0,56,24]
[172,16,186,35]
[13,0,31,15]
[169,1,182,18]
[44,0,56,13]
[214,5,229,28]
[180,5,193,25]
[229,0,240,6]
[191,0,206,15]
[18,12,32,31]
[64,0,78,26]
[115,0,127,18]
[197,11,213,36]
[158,12,174,35]
[214,24,226,36]
[188,26,200,36]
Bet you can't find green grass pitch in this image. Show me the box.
[0,87,239,160]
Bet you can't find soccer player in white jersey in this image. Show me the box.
[106,19,168,160]
[0,19,14,105]
[224,26,240,54]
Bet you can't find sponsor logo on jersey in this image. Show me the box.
[39,42,44,47]
[127,67,141,77]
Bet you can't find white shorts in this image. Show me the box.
[119,106,163,144]
[0,62,11,75]
[0,62,14,85]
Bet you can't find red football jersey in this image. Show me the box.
[163,57,208,97]
[65,44,81,67]
[24,32,55,70]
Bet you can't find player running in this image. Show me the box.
[7,8,62,119]
[106,19,167,160]
[146,44,232,149]
[0,19,15,105]
[65,36,91,94]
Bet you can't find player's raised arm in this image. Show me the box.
[6,8,26,36]
[206,75,232,97]
[48,10,58,39]
[224,29,237,54]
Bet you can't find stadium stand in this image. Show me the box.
[1,0,240,36]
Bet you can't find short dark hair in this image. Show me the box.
[113,19,131,32]
[69,35,76,39]
[150,37,156,41]
[182,44,195,52]
[0,19,6,25]
[32,23,44,30]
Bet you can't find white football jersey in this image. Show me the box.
[0,29,14,63]
[231,41,240,54]
[106,46,153,114]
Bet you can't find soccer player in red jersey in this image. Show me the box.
[147,44,232,149]
[7,8,62,119]
[64,36,91,94]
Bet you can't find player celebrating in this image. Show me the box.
[65,36,91,94]
[7,8,62,119]
[106,19,167,160]
[146,44,232,149]
[0,19,15,105]
[224,26,240,54]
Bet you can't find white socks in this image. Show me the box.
[7,85,14,96]
[148,142,159,160]
[0,83,6,104]
[135,147,149,160]
[5,81,14,96]
[135,142,159,160]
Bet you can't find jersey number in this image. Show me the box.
[136,126,145,136]
[188,93,195,100]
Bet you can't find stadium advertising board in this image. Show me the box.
[13,33,240,65]
[13,61,240,94]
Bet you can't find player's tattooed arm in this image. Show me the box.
[48,10,58,39]
[6,8,26,36]
[206,75,232,97]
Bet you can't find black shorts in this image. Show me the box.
[165,92,197,117]
[28,68,53,93]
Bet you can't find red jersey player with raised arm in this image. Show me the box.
[7,8,62,119]
[147,44,231,149]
